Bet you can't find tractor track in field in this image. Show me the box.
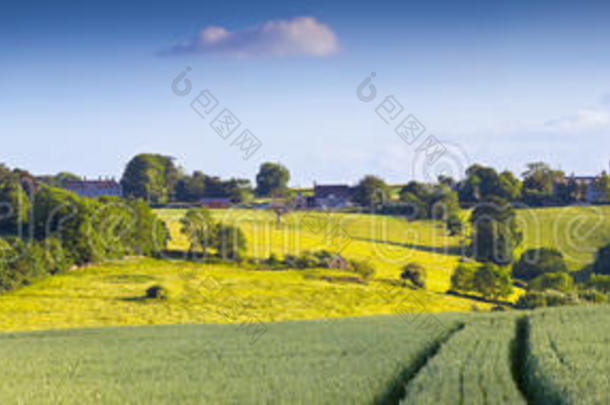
[510,316,536,405]
[374,322,465,405]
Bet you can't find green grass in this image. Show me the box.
[0,313,463,404]
[524,305,610,404]
[401,314,525,404]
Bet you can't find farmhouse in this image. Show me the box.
[310,184,355,208]
[200,197,232,209]
[62,178,122,198]
[556,175,606,203]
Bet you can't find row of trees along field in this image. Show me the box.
[116,154,610,207]
[0,164,166,293]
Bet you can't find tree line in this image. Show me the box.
[0,164,167,293]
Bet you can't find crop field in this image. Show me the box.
[525,306,610,404]
[1,305,608,404]
[0,313,463,404]
[401,315,525,404]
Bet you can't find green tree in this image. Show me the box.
[255,162,290,197]
[213,224,247,260]
[450,262,476,292]
[593,243,610,275]
[512,248,568,281]
[180,208,214,256]
[593,171,610,203]
[401,263,427,288]
[121,154,178,204]
[353,175,389,209]
[469,196,522,265]
[521,162,564,206]
[472,263,513,300]
[529,272,574,293]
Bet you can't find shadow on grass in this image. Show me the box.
[352,237,464,257]
[445,290,514,307]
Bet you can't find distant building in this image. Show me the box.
[556,175,606,203]
[63,178,122,198]
[311,184,355,208]
[200,198,232,209]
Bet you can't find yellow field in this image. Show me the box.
[1,206,608,332]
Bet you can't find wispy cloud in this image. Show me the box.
[161,17,340,58]
[543,108,610,133]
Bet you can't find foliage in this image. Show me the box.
[457,164,522,204]
[587,274,610,293]
[347,259,376,280]
[145,284,170,300]
[450,262,477,292]
[593,243,610,275]
[401,263,427,288]
[255,162,290,197]
[175,171,252,203]
[472,263,513,300]
[521,162,564,206]
[180,208,214,255]
[353,175,389,209]
[577,289,607,304]
[469,196,522,265]
[512,248,568,281]
[515,290,579,309]
[212,224,247,260]
[121,154,178,204]
[528,272,573,292]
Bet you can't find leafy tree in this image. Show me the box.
[175,171,207,202]
[450,262,476,292]
[0,179,31,235]
[588,274,610,293]
[213,224,247,260]
[180,208,214,256]
[512,248,568,281]
[472,263,513,300]
[255,162,290,197]
[469,196,522,265]
[121,154,178,204]
[529,272,574,293]
[521,162,563,206]
[593,243,610,275]
[401,263,427,288]
[353,175,389,209]
[457,165,521,204]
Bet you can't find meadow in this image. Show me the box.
[1,206,609,332]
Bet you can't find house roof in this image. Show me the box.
[314,184,354,199]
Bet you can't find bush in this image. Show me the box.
[577,289,607,304]
[516,290,579,309]
[473,263,513,300]
[513,248,568,281]
[587,274,610,293]
[528,272,573,293]
[146,285,170,300]
[450,262,477,292]
[593,243,610,275]
[401,263,427,288]
[213,224,247,260]
[348,259,376,280]
[295,252,320,269]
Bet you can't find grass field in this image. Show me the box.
[1,306,608,404]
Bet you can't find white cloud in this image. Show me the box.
[163,17,340,58]
[543,108,610,133]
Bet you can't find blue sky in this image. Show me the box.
[1,0,610,186]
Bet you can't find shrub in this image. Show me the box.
[348,259,376,280]
[472,263,513,300]
[528,272,574,293]
[593,243,610,275]
[295,252,319,269]
[450,262,477,292]
[146,285,170,300]
[401,263,427,288]
[577,289,607,304]
[516,290,579,309]
[587,274,610,293]
[266,253,281,268]
[213,224,247,260]
[513,248,568,281]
